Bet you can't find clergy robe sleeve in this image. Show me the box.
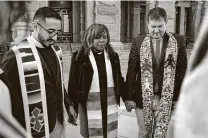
[126,38,139,100]
[0,80,12,115]
[1,50,18,79]
[68,52,79,114]
[115,53,126,102]
[0,50,25,124]
[173,36,187,102]
[64,87,73,108]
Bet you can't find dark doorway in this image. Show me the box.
[176,7,181,34]
[49,1,73,43]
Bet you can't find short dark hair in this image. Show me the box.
[147,7,167,23]
[33,7,61,21]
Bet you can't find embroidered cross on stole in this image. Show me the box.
[12,36,66,138]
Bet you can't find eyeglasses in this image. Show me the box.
[36,22,63,37]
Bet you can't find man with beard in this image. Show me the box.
[125,7,187,138]
[1,7,76,138]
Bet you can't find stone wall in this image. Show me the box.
[10,1,49,45]
[95,1,121,42]
[158,1,176,33]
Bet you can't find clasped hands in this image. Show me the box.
[68,105,78,126]
[124,100,136,112]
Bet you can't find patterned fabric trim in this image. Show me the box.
[12,36,65,138]
[12,43,49,137]
[87,50,118,138]
[140,33,178,138]
[51,45,69,122]
[87,87,118,138]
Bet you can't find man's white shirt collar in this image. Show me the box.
[0,68,3,74]
[28,36,45,48]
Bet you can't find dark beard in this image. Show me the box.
[37,34,54,48]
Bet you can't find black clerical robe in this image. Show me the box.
[0,41,71,137]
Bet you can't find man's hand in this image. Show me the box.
[173,101,177,109]
[68,105,78,126]
[124,100,136,112]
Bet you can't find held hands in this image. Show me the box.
[124,100,136,112]
[68,105,78,126]
[173,101,177,109]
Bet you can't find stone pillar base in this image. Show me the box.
[110,42,123,52]
[158,1,176,33]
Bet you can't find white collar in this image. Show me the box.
[0,68,3,74]
[28,36,44,48]
[152,38,163,42]
[97,52,103,55]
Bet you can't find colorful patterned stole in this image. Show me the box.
[87,50,118,138]
[140,33,178,138]
[12,36,67,138]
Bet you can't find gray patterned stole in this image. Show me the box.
[140,33,178,138]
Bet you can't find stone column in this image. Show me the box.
[126,2,132,42]
[205,1,208,15]
[80,1,85,42]
[120,2,126,42]
[38,1,48,7]
[72,2,80,42]
[85,1,95,29]
[25,1,48,28]
[146,0,157,12]
[11,15,30,43]
[95,1,122,50]
[194,1,203,41]
[132,8,141,38]
[180,6,185,35]
[10,1,44,45]
[158,1,176,33]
